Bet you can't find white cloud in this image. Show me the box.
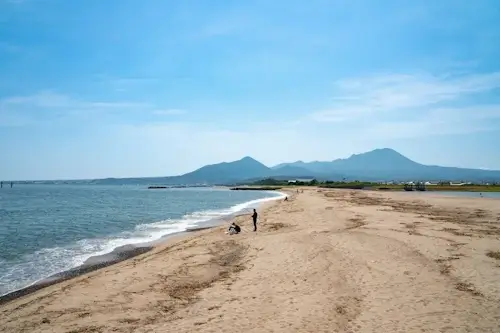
[0,91,148,110]
[309,71,500,137]
[88,102,148,109]
[363,116,496,139]
[1,91,73,108]
[95,76,159,92]
[312,72,500,122]
[0,91,173,126]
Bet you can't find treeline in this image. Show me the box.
[251,178,500,191]
[320,181,378,189]
[253,178,376,189]
[253,178,318,186]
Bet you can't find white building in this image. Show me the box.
[288,178,315,183]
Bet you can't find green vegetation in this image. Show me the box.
[378,184,500,192]
[320,181,377,189]
[252,178,286,186]
[251,178,500,192]
[230,186,283,191]
[253,178,315,186]
[253,179,377,189]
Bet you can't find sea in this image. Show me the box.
[0,184,284,296]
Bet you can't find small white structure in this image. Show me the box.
[449,182,471,186]
[288,178,315,183]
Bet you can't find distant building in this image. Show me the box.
[288,178,315,183]
[449,182,471,186]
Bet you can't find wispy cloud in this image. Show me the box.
[1,91,74,107]
[310,71,500,137]
[362,109,500,139]
[0,91,179,127]
[88,102,147,109]
[0,91,147,109]
[95,76,160,92]
[312,71,500,122]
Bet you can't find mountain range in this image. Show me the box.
[91,148,500,185]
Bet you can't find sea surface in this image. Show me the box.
[0,185,284,296]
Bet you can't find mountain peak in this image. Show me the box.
[375,147,397,153]
[374,147,402,155]
[178,156,270,183]
[168,147,500,184]
[337,148,420,171]
[349,147,397,156]
[237,156,266,166]
[239,156,258,162]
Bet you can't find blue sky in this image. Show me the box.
[1,0,500,180]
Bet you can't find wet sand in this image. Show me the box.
[0,209,257,305]
[1,189,500,332]
[0,246,153,305]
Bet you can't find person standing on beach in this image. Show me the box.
[252,209,258,232]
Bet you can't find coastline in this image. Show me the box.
[2,188,499,332]
[0,245,153,305]
[0,190,286,305]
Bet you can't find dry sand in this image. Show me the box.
[1,189,500,332]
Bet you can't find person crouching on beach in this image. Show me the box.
[228,222,241,235]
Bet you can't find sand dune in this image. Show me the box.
[1,189,500,332]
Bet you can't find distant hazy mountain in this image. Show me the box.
[330,148,421,170]
[172,156,271,184]
[273,148,500,182]
[271,165,316,177]
[86,148,500,185]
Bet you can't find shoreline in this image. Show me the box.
[0,223,223,306]
[6,187,491,305]
[0,190,286,305]
[1,188,499,332]
[0,245,154,305]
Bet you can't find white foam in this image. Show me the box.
[0,190,286,296]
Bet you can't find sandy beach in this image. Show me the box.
[1,188,500,332]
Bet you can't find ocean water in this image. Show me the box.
[0,185,284,295]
